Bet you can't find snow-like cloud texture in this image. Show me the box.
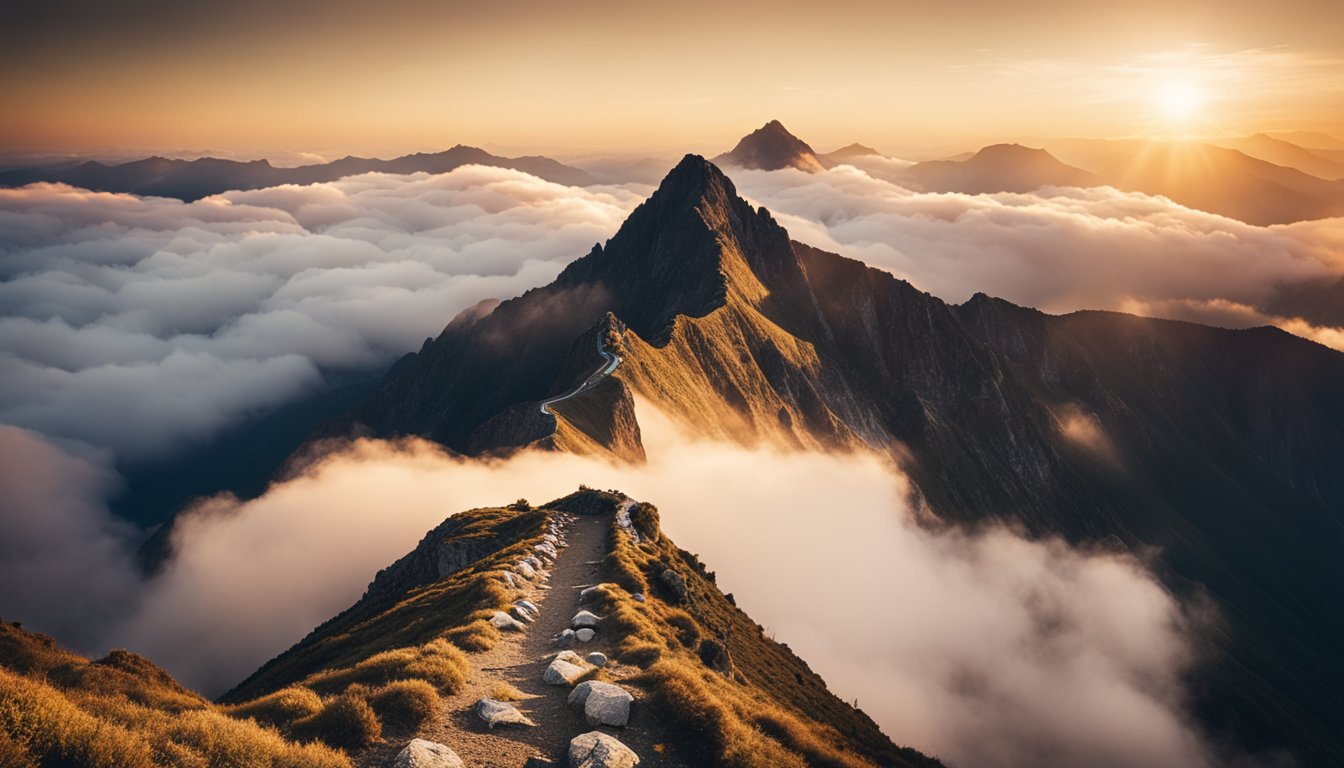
[732,165,1344,347]
[0,409,1218,768]
[0,171,646,459]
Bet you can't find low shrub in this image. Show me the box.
[292,694,382,752]
[225,687,323,729]
[363,680,440,734]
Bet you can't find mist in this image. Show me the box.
[1,405,1216,768]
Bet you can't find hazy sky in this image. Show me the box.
[2,0,1342,157]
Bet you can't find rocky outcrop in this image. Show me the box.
[543,651,594,686]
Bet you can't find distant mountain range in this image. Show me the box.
[0,145,596,201]
[712,120,1344,225]
[271,155,1343,765]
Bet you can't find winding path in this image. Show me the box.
[539,337,622,415]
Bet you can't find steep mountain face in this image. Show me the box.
[1213,133,1344,180]
[0,145,595,201]
[321,155,1344,765]
[224,490,940,768]
[905,143,1100,193]
[712,120,827,172]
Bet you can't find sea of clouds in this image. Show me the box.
[3,160,1337,767]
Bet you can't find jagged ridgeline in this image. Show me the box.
[192,488,938,768]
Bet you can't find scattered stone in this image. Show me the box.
[659,568,687,602]
[585,651,607,667]
[631,592,645,603]
[502,571,517,589]
[515,599,540,616]
[535,541,558,558]
[392,738,465,768]
[578,585,599,602]
[576,628,595,643]
[568,680,634,727]
[543,658,589,686]
[490,611,526,632]
[555,650,586,665]
[516,561,537,579]
[571,610,601,629]
[510,605,535,624]
[475,697,536,729]
[555,628,577,648]
[523,555,544,572]
[568,731,639,768]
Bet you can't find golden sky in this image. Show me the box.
[3,0,1342,158]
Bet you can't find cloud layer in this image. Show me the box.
[0,408,1217,768]
[732,165,1344,347]
[0,171,646,459]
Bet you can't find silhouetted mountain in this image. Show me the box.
[713,120,826,172]
[1214,133,1344,180]
[0,146,596,200]
[904,143,1099,194]
[819,142,883,163]
[308,156,1344,766]
[1048,138,1344,225]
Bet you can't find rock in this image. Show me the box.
[585,651,608,668]
[568,731,639,768]
[554,650,586,665]
[659,568,687,602]
[515,599,540,616]
[543,658,589,686]
[475,698,536,729]
[578,585,599,602]
[516,561,536,579]
[502,571,517,589]
[535,541,558,558]
[576,628,595,643]
[524,758,560,768]
[490,611,526,632]
[571,610,601,629]
[523,555,544,571]
[555,628,577,648]
[631,592,645,603]
[568,681,634,727]
[392,738,465,768]
[510,605,535,624]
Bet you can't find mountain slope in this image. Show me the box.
[313,155,1344,765]
[1214,133,1344,180]
[905,143,1100,193]
[713,120,827,172]
[225,489,941,768]
[0,146,595,201]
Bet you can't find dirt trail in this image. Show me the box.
[361,510,683,767]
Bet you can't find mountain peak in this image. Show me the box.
[713,120,827,172]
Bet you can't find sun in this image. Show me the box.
[1156,80,1204,122]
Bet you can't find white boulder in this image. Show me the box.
[490,611,526,632]
[475,698,536,729]
[392,738,465,768]
[571,610,601,629]
[585,652,608,668]
[576,628,595,643]
[568,680,634,727]
[568,731,639,768]
[543,658,589,686]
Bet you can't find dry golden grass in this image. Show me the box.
[291,694,381,753]
[361,680,440,734]
[0,622,351,768]
[301,638,470,696]
[224,687,324,729]
[488,681,524,702]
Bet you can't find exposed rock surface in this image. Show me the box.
[568,731,640,768]
[475,697,537,729]
[490,611,526,632]
[568,680,634,727]
[392,738,465,768]
[571,610,601,629]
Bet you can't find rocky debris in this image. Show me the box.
[544,650,593,686]
[659,568,687,602]
[615,500,642,544]
[515,599,540,617]
[510,605,535,624]
[568,731,640,768]
[523,555,545,572]
[516,561,537,579]
[571,610,601,629]
[568,680,634,727]
[631,593,645,603]
[555,628,577,648]
[576,628,595,643]
[585,651,608,668]
[578,585,599,602]
[535,540,558,559]
[502,571,517,589]
[490,611,526,632]
[392,738,465,768]
[474,697,537,729]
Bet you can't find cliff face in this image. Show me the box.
[317,155,1344,765]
